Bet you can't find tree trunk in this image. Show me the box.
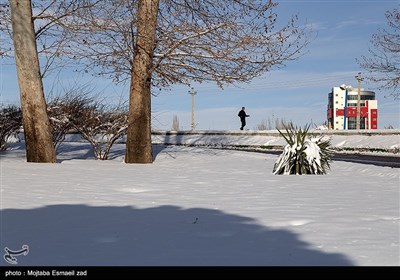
[125,0,159,164]
[10,0,56,163]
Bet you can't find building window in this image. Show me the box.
[362,95,375,100]
[347,95,376,101]
[348,117,366,129]
[360,117,366,129]
[348,117,356,129]
[347,102,366,107]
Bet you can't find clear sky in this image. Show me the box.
[1,0,399,130]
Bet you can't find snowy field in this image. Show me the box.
[0,141,399,266]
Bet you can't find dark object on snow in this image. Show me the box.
[238,107,249,130]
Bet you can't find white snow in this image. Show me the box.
[151,130,400,154]
[0,136,399,266]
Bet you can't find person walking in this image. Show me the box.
[238,107,249,130]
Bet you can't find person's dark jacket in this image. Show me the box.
[238,110,249,120]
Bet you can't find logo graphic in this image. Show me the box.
[3,245,29,265]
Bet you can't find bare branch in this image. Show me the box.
[0,104,22,150]
[358,7,400,99]
[62,0,311,87]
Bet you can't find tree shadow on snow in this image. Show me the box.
[0,205,354,266]
[56,143,95,161]
[107,144,169,161]
[57,144,167,162]
[1,141,217,162]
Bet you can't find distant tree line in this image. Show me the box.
[255,117,294,130]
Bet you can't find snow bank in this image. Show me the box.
[151,130,400,154]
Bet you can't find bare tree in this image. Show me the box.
[255,117,293,130]
[47,91,93,151]
[171,114,180,131]
[4,1,100,162]
[358,7,400,99]
[275,117,294,130]
[255,120,270,131]
[10,0,56,162]
[72,100,128,160]
[0,104,22,150]
[60,0,311,163]
[125,0,160,163]
[0,3,12,58]
[2,1,101,75]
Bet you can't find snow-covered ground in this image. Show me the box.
[151,130,400,155]
[0,140,399,266]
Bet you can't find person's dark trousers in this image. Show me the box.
[240,119,246,130]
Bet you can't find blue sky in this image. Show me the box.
[1,0,399,130]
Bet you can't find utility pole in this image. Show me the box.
[355,72,364,130]
[188,87,197,130]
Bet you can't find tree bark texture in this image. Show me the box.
[10,0,56,163]
[125,0,160,163]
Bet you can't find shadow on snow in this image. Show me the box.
[1,204,354,266]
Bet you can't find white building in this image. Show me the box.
[327,86,378,130]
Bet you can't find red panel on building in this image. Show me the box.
[346,107,357,117]
[360,107,369,117]
[336,107,370,118]
[370,109,378,129]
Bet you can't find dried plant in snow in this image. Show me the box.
[47,93,92,151]
[71,101,128,160]
[0,104,22,150]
